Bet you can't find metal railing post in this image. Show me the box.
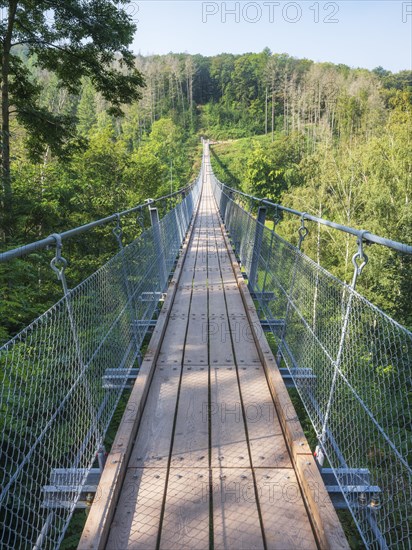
[112,216,141,352]
[248,206,267,291]
[224,190,233,226]
[150,206,168,292]
[221,189,229,221]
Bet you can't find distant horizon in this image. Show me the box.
[130,1,412,74]
[133,47,410,74]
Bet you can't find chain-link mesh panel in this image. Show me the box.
[0,176,201,550]
[212,175,412,550]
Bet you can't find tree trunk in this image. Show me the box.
[284,79,288,134]
[271,91,275,142]
[1,1,18,238]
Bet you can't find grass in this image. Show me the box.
[209,133,282,188]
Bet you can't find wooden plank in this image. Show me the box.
[183,314,208,365]
[183,210,212,365]
[213,236,237,281]
[295,455,349,550]
[185,266,207,284]
[207,250,221,268]
[212,468,264,550]
[159,469,210,550]
[212,224,260,369]
[106,468,166,550]
[157,315,189,365]
[208,283,235,366]
[179,241,200,285]
[170,366,209,468]
[184,269,208,365]
[227,313,261,365]
[208,226,236,367]
[220,265,237,283]
[207,296,227,318]
[207,262,224,285]
[211,232,233,277]
[177,214,205,286]
[254,468,317,549]
[224,283,248,315]
[128,367,180,468]
[184,264,208,365]
[170,285,192,314]
[208,230,231,281]
[195,244,208,267]
[237,366,291,469]
[210,367,250,468]
[208,321,235,367]
[209,240,227,268]
[158,221,202,365]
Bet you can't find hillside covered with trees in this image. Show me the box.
[1,47,411,343]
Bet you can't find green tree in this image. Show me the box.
[77,79,97,136]
[244,135,303,201]
[0,0,144,234]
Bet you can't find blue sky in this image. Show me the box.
[130,1,412,72]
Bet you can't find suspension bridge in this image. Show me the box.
[0,142,411,549]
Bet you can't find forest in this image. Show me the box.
[0,46,411,344]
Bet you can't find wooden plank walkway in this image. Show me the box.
[79,144,348,550]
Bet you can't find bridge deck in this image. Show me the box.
[79,147,348,550]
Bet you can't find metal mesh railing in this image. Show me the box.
[0,174,201,549]
[212,172,412,549]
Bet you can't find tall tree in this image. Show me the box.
[0,0,144,235]
[77,79,97,136]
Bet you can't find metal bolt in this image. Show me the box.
[370,495,382,509]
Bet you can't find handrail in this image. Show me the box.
[0,180,197,263]
[214,180,412,255]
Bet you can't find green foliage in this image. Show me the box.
[77,80,97,136]
[209,81,411,327]
[243,134,304,200]
[60,511,85,550]
[0,0,145,229]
